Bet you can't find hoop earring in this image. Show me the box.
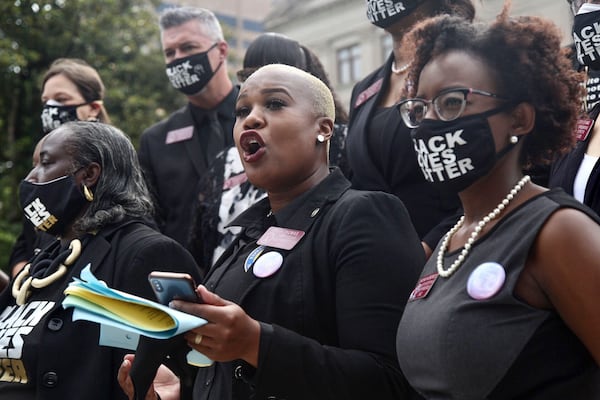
[83,184,94,202]
[316,134,325,143]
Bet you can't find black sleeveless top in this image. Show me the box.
[397,188,600,399]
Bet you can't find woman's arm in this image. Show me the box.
[171,193,426,399]
[528,208,600,365]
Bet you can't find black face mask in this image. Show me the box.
[410,106,518,193]
[573,9,600,70]
[19,175,89,236]
[366,0,424,29]
[165,44,222,96]
[41,100,87,134]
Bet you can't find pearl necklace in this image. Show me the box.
[391,60,411,75]
[436,175,531,278]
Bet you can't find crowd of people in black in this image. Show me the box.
[1,1,599,399]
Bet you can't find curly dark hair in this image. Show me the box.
[402,2,584,168]
[432,0,475,21]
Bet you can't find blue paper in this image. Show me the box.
[63,265,213,366]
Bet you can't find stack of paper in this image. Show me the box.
[62,265,211,366]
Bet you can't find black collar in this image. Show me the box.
[227,168,351,235]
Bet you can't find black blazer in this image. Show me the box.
[0,220,202,399]
[138,88,238,248]
[549,108,600,215]
[345,53,460,245]
[194,169,426,400]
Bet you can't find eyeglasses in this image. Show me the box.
[396,88,509,128]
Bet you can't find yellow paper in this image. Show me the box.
[64,286,176,331]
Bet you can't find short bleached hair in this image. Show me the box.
[249,64,335,120]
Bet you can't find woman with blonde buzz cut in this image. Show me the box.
[118,64,426,400]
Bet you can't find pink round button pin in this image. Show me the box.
[467,262,505,300]
[252,251,283,278]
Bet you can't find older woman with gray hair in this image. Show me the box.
[0,121,201,399]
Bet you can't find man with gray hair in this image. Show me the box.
[138,7,236,274]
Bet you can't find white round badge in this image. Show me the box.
[467,262,506,300]
[252,251,284,278]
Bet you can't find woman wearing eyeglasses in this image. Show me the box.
[345,1,475,258]
[395,5,600,399]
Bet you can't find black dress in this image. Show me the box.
[397,189,600,399]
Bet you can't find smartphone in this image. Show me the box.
[148,271,201,304]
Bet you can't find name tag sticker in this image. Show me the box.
[408,273,438,301]
[354,78,383,109]
[575,118,593,142]
[257,227,305,250]
[166,126,194,144]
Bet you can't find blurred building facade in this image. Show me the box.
[265,0,575,107]
[164,0,574,107]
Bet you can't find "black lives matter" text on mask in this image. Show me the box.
[573,7,600,70]
[366,0,425,29]
[410,106,519,193]
[19,175,89,236]
[165,44,222,96]
[41,100,89,134]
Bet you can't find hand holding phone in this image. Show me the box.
[148,271,202,305]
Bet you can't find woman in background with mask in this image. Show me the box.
[549,0,600,215]
[40,58,110,133]
[6,58,111,280]
[345,0,475,258]
[396,5,600,398]
[0,122,201,399]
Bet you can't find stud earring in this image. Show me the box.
[83,184,94,202]
[510,135,519,144]
[317,134,325,143]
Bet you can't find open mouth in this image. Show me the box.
[240,132,265,155]
[246,139,261,155]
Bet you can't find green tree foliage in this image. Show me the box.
[0,0,186,271]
